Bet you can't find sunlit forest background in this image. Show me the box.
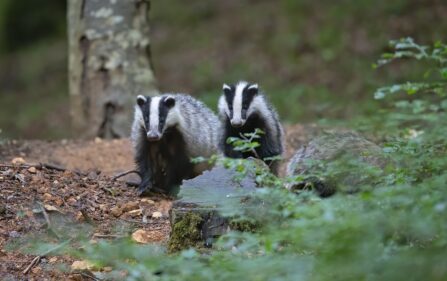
[1,0,446,139]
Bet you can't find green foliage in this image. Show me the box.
[374,38,447,99]
[56,39,447,280]
[5,37,445,280]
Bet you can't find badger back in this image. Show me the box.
[173,94,220,157]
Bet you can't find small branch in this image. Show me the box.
[38,202,61,240]
[38,203,52,228]
[0,162,78,174]
[22,256,41,275]
[93,233,126,239]
[80,208,94,224]
[79,271,102,281]
[111,169,141,181]
[238,133,260,159]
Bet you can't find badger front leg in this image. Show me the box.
[135,138,154,195]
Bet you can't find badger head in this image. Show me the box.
[135,95,176,141]
[218,81,259,128]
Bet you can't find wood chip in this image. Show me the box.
[122,201,139,212]
[71,260,95,271]
[131,229,152,244]
[110,206,123,217]
[11,157,26,164]
[141,198,155,204]
[127,209,142,217]
[152,211,163,219]
[44,204,59,212]
[28,167,37,174]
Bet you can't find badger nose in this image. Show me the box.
[147,131,162,141]
[231,119,244,128]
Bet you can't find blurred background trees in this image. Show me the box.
[0,0,446,139]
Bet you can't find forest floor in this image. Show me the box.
[0,124,309,280]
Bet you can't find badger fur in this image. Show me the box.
[131,94,220,195]
[218,81,284,174]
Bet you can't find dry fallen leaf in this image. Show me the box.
[122,201,139,212]
[44,204,60,212]
[42,193,53,201]
[127,209,142,217]
[152,211,163,219]
[140,198,155,204]
[67,197,77,205]
[111,206,123,217]
[11,157,26,164]
[131,229,152,244]
[49,257,58,263]
[71,260,96,271]
[27,166,37,174]
[31,266,42,274]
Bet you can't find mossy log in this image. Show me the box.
[168,165,259,252]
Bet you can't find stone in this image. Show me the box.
[286,130,389,196]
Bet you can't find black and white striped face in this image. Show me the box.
[136,95,176,141]
[219,81,259,127]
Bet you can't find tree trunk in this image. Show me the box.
[68,0,158,139]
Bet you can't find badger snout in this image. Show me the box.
[147,131,162,141]
[230,119,245,128]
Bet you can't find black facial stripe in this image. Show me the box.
[242,84,257,119]
[138,96,151,131]
[224,85,236,119]
[158,97,171,132]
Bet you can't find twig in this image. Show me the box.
[93,233,126,239]
[22,256,41,275]
[125,180,139,187]
[79,271,101,281]
[0,162,79,174]
[238,133,260,159]
[22,238,72,274]
[37,202,61,239]
[111,169,141,181]
[80,209,94,224]
[38,203,52,228]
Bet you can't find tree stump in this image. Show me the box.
[168,165,259,252]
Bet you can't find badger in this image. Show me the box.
[131,94,220,195]
[218,81,284,175]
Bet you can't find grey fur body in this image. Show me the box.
[218,81,284,174]
[131,93,220,194]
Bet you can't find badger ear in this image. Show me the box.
[164,96,176,108]
[137,95,147,106]
[223,83,232,95]
[246,84,259,96]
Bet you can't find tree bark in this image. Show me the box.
[68,0,158,138]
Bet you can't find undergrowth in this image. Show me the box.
[21,39,447,280]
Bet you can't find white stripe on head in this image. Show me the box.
[247,84,258,90]
[134,105,145,128]
[149,96,162,134]
[223,84,231,91]
[137,95,147,104]
[232,81,247,123]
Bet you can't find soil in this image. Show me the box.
[0,124,309,280]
